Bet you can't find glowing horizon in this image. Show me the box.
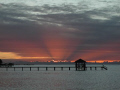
[0,51,120,63]
[0,0,120,62]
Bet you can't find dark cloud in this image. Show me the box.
[0,1,120,61]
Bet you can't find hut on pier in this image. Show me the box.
[75,59,86,71]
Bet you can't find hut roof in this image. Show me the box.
[75,59,86,63]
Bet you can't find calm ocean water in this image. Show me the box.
[0,64,120,90]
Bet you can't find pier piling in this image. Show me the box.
[46,67,48,71]
[61,67,63,70]
[90,67,92,70]
[38,67,39,71]
[95,67,97,70]
[6,67,8,71]
[69,67,70,70]
[101,67,103,70]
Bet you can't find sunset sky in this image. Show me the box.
[0,0,120,62]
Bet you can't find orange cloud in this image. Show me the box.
[0,52,57,60]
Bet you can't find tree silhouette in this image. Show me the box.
[0,59,3,64]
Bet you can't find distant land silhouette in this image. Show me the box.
[0,59,14,67]
[3,60,120,65]
[1,59,120,65]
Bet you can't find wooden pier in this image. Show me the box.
[0,66,107,71]
[86,66,107,70]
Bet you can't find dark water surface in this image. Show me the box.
[0,65,120,90]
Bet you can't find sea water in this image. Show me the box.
[0,65,120,90]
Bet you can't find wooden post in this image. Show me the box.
[6,67,8,71]
[30,67,31,71]
[84,62,85,71]
[75,63,77,71]
[46,67,48,71]
[61,67,63,70]
[22,67,23,71]
[95,67,97,70]
[90,67,92,70]
[38,67,39,71]
[54,67,55,71]
[101,67,103,70]
[14,67,15,71]
[69,67,70,70]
